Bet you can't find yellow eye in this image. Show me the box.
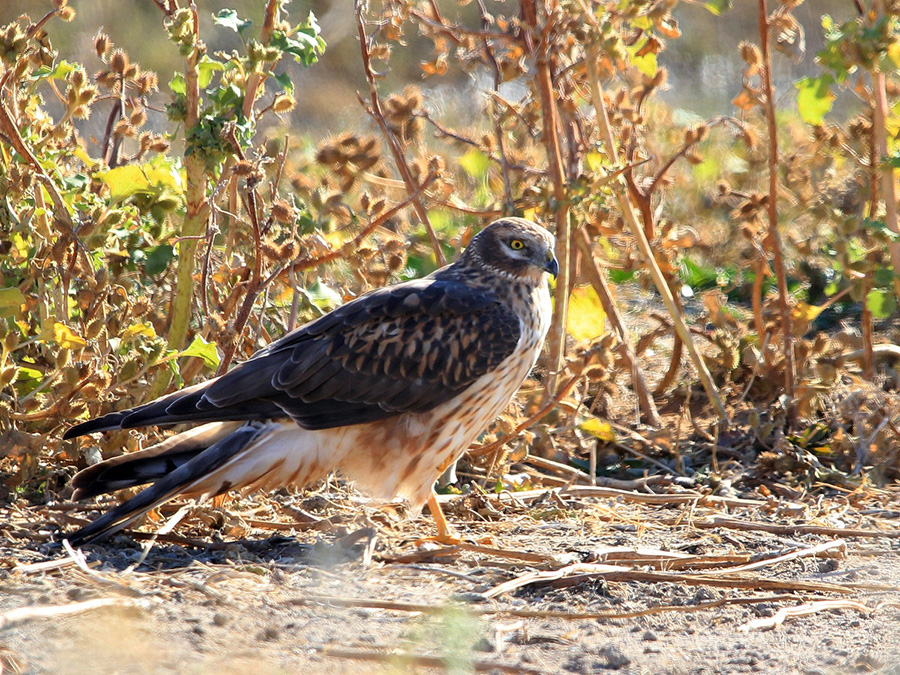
[510,239,525,250]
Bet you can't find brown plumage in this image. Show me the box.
[63,218,557,545]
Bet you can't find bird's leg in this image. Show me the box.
[420,487,463,546]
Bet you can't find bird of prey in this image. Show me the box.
[63,218,558,545]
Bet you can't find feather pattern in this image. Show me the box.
[63,218,557,544]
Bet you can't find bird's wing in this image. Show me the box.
[65,279,522,436]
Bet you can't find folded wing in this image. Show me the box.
[64,279,522,437]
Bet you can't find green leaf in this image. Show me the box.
[703,0,732,14]
[197,56,224,89]
[459,148,491,179]
[144,244,175,276]
[626,40,657,78]
[585,151,607,173]
[608,269,635,284]
[169,73,186,96]
[796,75,835,125]
[273,71,294,94]
[866,289,897,320]
[213,8,252,36]
[99,157,184,203]
[178,336,220,370]
[0,287,25,312]
[31,60,76,81]
[307,281,342,310]
[271,15,326,67]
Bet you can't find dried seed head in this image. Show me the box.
[113,119,135,138]
[94,69,117,89]
[79,383,100,401]
[129,106,147,127]
[68,68,86,88]
[85,318,105,339]
[739,42,761,69]
[3,333,19,351]
[279,240,301,259]
[260,238,281,262]
[273,93,295,114]
[387,253,405,272]
[78,86,98,106]
[232,160,256,176]
[149,136,170,153]
[0,366,18,387]
[136,71,159,95]
[109,49,128,75]
[94,31,110,58]
[271,200,295,224]
[58,5,76,21]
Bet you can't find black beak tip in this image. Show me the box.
[544,257,559,279]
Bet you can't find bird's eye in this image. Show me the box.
[510,239,525,250]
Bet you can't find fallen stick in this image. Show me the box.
[701,540,845,576]
[320,646,542,674]
[688,517,900,540]
[479,562,856,600]
[738,599,874,632]
[0,598,134,631]
[289,592,805,621]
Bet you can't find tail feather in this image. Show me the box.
[70,422,241,500]
[66,423,268,546]
[62,378,285,440]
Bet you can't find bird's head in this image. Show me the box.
[461,218,558,283]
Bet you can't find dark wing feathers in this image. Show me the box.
[65,279,522,438]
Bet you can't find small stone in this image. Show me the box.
[598,646,631,670]
[260,626,279,641]
[643,631,658,642]
[212,612,228,627]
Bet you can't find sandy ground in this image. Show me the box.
[3,486,900,675]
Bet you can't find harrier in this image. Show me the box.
[63,218,558,545]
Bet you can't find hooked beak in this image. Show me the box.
[543,251,559,279]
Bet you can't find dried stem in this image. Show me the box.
[574,227,660,426]
[150,1,210,399]
[522,0,572,397]
[355,1,446,267]
[241,0,280,119]
[582,43,727,421]
[757,0,795,411]
[873,69,900,300]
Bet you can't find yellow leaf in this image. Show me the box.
[567,285,606,342]
[792,301,824,323]
[52,322,86,349]
[522,207,540,222]
[580,418,616,443]
[890,42,900,69]
[123,322,157,340]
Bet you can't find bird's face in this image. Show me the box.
[467,218,558,283]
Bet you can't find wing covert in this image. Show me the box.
[202,280,522,429]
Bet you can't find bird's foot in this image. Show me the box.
[413,530,465,548]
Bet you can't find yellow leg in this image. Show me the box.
[422,487,463,545]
